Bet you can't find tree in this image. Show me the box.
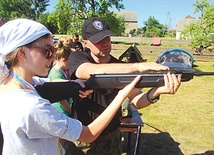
[99,12,125,36]
[193,0,210,19]
[65,0,125,20]
[47,0,126,35]
[47,0,75,34]
[37,12,58,34]
[32,0,50,20]
[0,0,49,21]
[182,0,214,49]
[142,16,165,37]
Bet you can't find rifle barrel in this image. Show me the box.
[193,72,214,76]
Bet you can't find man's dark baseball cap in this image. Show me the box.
[82,17,114,43]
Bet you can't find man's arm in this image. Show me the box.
[75,62,170,80]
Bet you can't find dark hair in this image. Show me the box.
[73,33,79,38]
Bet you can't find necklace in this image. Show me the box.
[10,72,36,90]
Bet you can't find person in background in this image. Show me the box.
[70,33,83,52]
[55,39,64,49]
[63,37,71,47]
[48,46,78,152]
[0,18,142,155]
[68,17,181,155]
[48,46,72,116]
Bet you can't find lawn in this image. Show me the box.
[68,47,213,154]
[137,61,214,155]
[111,47,214,155]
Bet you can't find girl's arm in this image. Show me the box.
[77,76,141,143]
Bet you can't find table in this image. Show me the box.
[119,105,144,155]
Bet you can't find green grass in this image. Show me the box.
[138,61,214,155]
[111,48,214,154]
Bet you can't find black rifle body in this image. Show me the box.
[35,71,214,102]
[85,72,214,89]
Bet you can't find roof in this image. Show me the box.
[114,11,138,22]
[176,17,201,32]
[185,15,195,19]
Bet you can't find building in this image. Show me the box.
[114,11,138,35]
[176,15,201,40]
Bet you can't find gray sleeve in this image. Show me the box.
[23,96,82,142]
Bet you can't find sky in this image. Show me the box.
[47,0,214,29]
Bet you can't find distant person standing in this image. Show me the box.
[70,33,83,52]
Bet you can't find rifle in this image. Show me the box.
[84,71,214,89]
[35,71,214,102]
[35,82,85,103]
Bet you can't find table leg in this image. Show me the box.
[133,126,141,155]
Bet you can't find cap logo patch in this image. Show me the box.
[93,21,103,30]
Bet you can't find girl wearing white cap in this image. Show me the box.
[0,18,141,155]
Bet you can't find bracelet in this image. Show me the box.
[147,88,160,104]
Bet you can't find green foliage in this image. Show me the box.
[143,16,165,37]
[48,0,77,35]
[37,13,58,34]
[95,0,125,14]
[0,0,128,36]
[99,12,125,36]
[56,0,124,20]
[136,28,143,36]
[203,4,214,32]
[46,0,125,35]
[0,0,49,21]
[182,0,214,48]
[193,0,210,18]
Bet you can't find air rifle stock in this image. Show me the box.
[84,71,214,89]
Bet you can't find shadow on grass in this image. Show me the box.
[121,123,183,155]
[191,151,214,155]
[122,121,214,155]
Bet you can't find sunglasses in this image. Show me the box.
[32,45,55,59]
